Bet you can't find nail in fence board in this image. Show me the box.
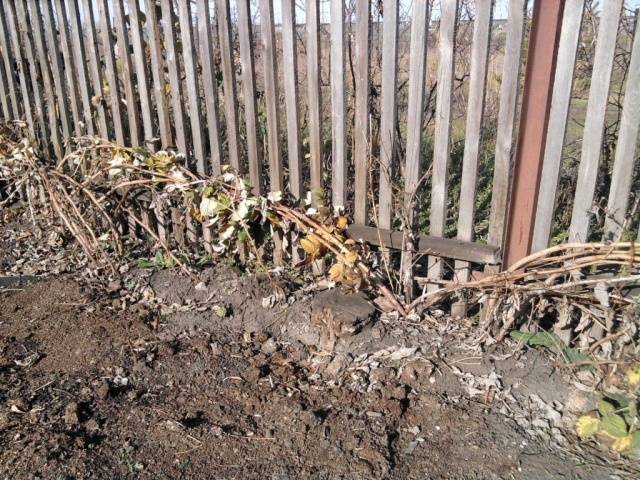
[428,0,458,285]
[353,0,370,225]
[569,0,624,243]
[282,0,303,200]
[177,0,206,174]
[160,0,188,154]
[306,0,322,199]
[330,0,346,207]
[215,0,241,171]
[144,0,172,149]
[97,0,125,145]
[531,0,585,251]
[197,0,223,175]
[455,0,493,282]
[237,0,262,191]
[603,13,640,241]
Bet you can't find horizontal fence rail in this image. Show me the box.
[0,0,638,294]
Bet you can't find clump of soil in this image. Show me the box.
[0,269,620,479]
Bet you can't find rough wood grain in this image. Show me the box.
[0,6,20,118]
[603,13,640,241]
[27,0,63,158]
[282,0,303,199]
[81,0,109,138]
[378,0,399,231]
[428,0,458,283]
[486,0,526,252]
[66,0,95,136]
[144,0,172,148]
[353,0,370,225]
[400,0,430,298]
[215,0,241,171]
[330,0,346,207]
[306,0,322,199]
[237,0,261,191]
[127,0,155,143]
[177,0,206,173]
[53,0,82,135]
[569,0,624,242]
[455,0,493,281]
[197,0,223,175]
[532,0,585,251]
[112,0,141,146]
[97,0,125,145]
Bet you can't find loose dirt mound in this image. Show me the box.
[0,269,619,479]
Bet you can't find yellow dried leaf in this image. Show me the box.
[328,262,345,281]
[613,435,634,452]
[336,216,348,230]
[300,238,318,257]
[576,415,600,439]
[626,364,640,386]
[343,250,358,265]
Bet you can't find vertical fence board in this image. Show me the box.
[160,0,188,154]
[0,60,10,120]
[455,0,493,281]
[353,0,370,225]
[197,0,223,175]
[237,0,261,190]
[216,0,241,171]
[282,0,303,200]
[259,0,283,264]
[378,0,399,231]
[5,1,35,137]
[113,0,141,146]
[177,0,206,173]
[81,0,109,138]
[66,0,95,136]
[259,0,283,192]
[42,1,73,142]
[16,0,49,143]
[486,0,526,251]
[531,0,585,251]
[428,0,458,283]
[306,0,322,199]
[569,0,624,242]
[330,0,346,207]
[400,0,430,298]
[53,0,82,135]
[603,15,640,241]
[97,0,125,145]
[0,7,20,118]
[144,0,171,149]
[27,0,63,158]
[127,0,155,143]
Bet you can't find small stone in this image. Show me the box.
[96,380,111,400]
[260,338,278,355]
[64,402,79,426]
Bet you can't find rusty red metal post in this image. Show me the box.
[503,0,565,267]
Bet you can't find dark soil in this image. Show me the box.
[0,265,619,480]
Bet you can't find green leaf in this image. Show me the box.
[510,330,565,350]
[236,229,249,242]
[600,414,628,439]
[628,431,640,460]
[598,400,616,416]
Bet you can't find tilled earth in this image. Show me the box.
[0,264,622,480]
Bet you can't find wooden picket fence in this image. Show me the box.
[0,0,638,292]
